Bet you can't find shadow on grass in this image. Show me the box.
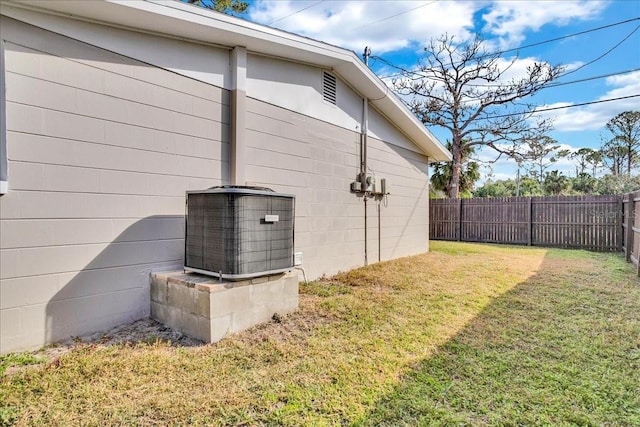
[359,251,640,426]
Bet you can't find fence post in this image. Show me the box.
[616,196,624,253]
[457,198,462,242]
[625,193,634,263]
[527,197,533,246]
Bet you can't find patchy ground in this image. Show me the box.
[1,242,638,426]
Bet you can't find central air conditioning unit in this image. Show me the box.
[184,186,295,280]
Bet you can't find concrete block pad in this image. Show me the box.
[167,281,192,309]
[150,301,168,324]
[251,275,269,285]
[209,314,232,342]
[251,279,283,303]
[194,289,210,318]
[150,276,168,304]
[181,312,209,342]
[210,285,251,317]
[149,271,299,344]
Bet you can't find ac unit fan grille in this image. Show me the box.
[185,188,295,279]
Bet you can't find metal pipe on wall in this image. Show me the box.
[362,47,371,266]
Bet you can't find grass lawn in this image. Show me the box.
[1,241,639,426]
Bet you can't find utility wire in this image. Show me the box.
[483,16,640,59]
[267,1,325,26]
[558,23,640,77]
[485,94,640,119]
[374,16,640,80]
[352,0,439,31]
[450,68,640,89]
[419,94,639,129]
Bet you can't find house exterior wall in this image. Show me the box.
[0,12,431,354]
[0,16,230,353]
[244,98,430,279]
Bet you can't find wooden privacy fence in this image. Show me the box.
[622,190,640,273]
[430,195,623,251]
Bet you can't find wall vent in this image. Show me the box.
[185,186,295,280]
[322,71,337,105]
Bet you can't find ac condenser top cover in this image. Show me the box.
[184,186,295,280]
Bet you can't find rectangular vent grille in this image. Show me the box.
[322,71,337,105]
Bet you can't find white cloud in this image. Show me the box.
[250,1,609,55]
[481,0,609,49]
[538,70,640,132]
[250,0,478,54]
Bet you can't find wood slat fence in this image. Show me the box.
[622,190,640,274]
[430,195,622,251]
[430,192,640,273]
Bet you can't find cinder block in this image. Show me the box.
[181,312,209,342]
[251,275,269,285]
[167,281,193,309]
[150,276,168,304]
[150,301,168,324]
[282,272,299,295]
[231,307,264,333]
[268,273,286,282]
[209,314,232,342]
[210,285,251,317]
[150,271,300,344]
[251,280,283,303]
[165,305,183,331]
[194,289,210,317]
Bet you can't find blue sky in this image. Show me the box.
[237,0,639,181]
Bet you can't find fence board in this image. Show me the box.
[430,195,621,251]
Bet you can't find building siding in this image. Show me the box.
[0,17,229,353]
[244,97,430,279]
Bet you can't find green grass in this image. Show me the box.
[1,242,638,426]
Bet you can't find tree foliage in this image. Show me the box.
[519,136,564,183]
[570,148,602,177]
[473,171,640,197]
[394,34,563,198]
[187,0,248,14]
[431,141,480,198]
[602,111,640,176]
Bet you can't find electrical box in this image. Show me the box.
[366,175,376,192]
[350,181,362,192]
[294,252,303,266]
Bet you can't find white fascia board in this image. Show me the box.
[2,0,451,161]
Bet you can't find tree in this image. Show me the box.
[600,137,627,176]
[394,34,563,198]
[603,111,640,176]
[595,174,640,195]
[521,136,563,183]
[543,170,569,195]
[187,0,248,14]
[570,147,601,177]
[474,176,542,197]
[570,172,597,194]
[431,141,480,197]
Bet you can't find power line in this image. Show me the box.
[352,0,439,31]
[488,94,640,119]
[446,68,640,89]
[484,16,640,59]
[558,23,640,77]
[374,16,640,80]
[267,1,325,26]
[546,68,640,88]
